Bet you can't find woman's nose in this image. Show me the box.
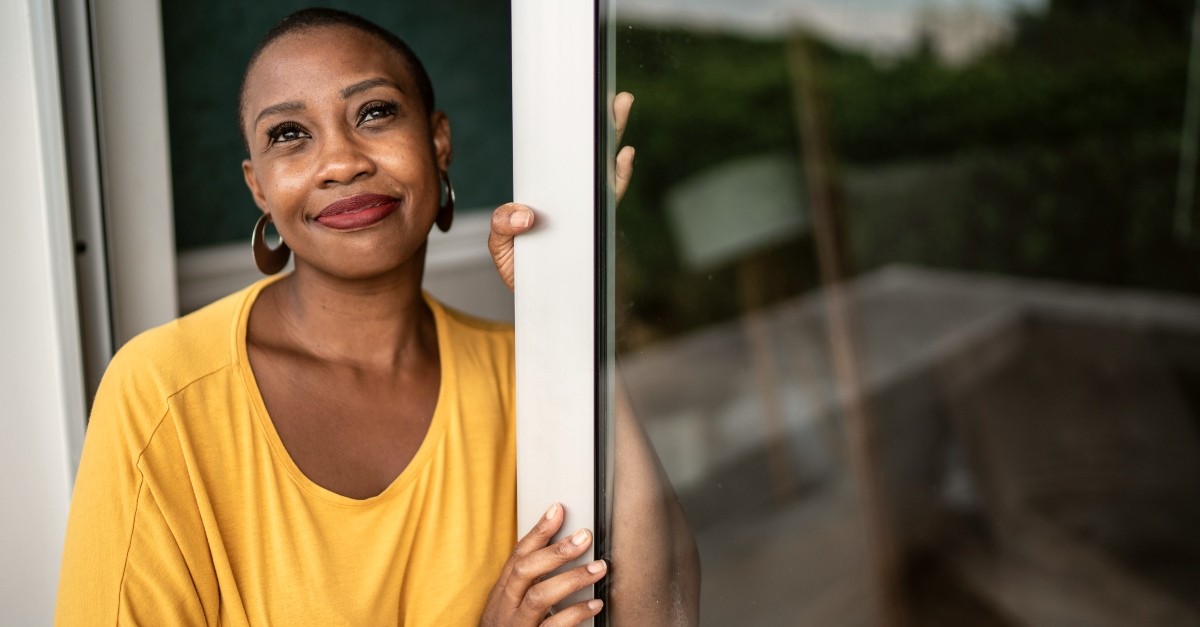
[316,132,376,187]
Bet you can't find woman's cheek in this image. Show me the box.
[269,163,312,204]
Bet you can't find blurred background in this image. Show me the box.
[610,0,1200,624]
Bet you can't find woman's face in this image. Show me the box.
[240,25,450,280]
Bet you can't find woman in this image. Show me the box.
[56,8,698,626]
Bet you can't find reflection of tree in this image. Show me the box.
[838,0,1190,162]
[616,0,1198,350]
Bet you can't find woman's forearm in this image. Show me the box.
[609,379,701,625]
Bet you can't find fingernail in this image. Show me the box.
[587,559,607,574]
[544,503,559,520]
[571,529,589,545]
[588,599,604,612]
[509,210,531,228]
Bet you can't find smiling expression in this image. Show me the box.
[240,24,451,281]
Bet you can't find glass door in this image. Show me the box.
[601,0,1200,625]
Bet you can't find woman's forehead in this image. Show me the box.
[245,26,414,103]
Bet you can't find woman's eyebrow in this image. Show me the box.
[254,101,305,127]
[251,78,402,128]
[341,77,404,99]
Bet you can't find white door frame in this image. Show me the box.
[90,0,179,347]
[0,0,87,621]
[512,1,614,620]
[56,0,112,419]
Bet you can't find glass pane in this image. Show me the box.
[611,0,1200,624]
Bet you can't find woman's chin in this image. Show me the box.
[294,247,426,284]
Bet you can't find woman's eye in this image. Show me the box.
[358,101,398,125]
[265,122,308,145]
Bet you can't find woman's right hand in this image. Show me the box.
[480,503,607,626]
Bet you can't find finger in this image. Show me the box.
[488,203,535,292]
[491,202,536,237]
[615,146,635,205]
[498,503,563,584]
[516,559,607,624]
[613,92,634,146]
[540,599,604,627]
[505,528,593,609]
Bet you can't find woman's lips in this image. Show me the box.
[316,194,400,230]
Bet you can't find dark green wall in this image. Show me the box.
[161,1,512,251]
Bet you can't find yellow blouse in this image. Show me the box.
[56,276,516,626]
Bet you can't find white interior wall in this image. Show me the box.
[0,0,87,624]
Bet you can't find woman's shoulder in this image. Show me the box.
[429,297,514,342]
[104,282,258,399]
[428,297,514,385]
[86,283,261,460]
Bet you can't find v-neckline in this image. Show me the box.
[233,275,452,507]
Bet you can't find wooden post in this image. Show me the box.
[786,30,910,627]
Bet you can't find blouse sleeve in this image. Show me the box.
[55,345,212,626]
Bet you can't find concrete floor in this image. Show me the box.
[618,266,1200,625]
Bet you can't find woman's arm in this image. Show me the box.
[607,378,701,625]
[57,342,212,626]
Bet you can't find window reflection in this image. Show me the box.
[614,0,1200,624]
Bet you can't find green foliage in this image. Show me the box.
[615,28,809,347]
[615,1,1198,348]
[848,133,1199,293]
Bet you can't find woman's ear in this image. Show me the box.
[430,111,453,172]
[242,159,268,211]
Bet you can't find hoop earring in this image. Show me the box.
[436,171,455,233]
[252,213,290,275]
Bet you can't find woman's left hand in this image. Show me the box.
[488,92,635,291]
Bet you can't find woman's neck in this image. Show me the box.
[263,258,436,371]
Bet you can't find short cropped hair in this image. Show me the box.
[237,8,436,153]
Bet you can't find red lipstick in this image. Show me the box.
[316,194,400,230]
